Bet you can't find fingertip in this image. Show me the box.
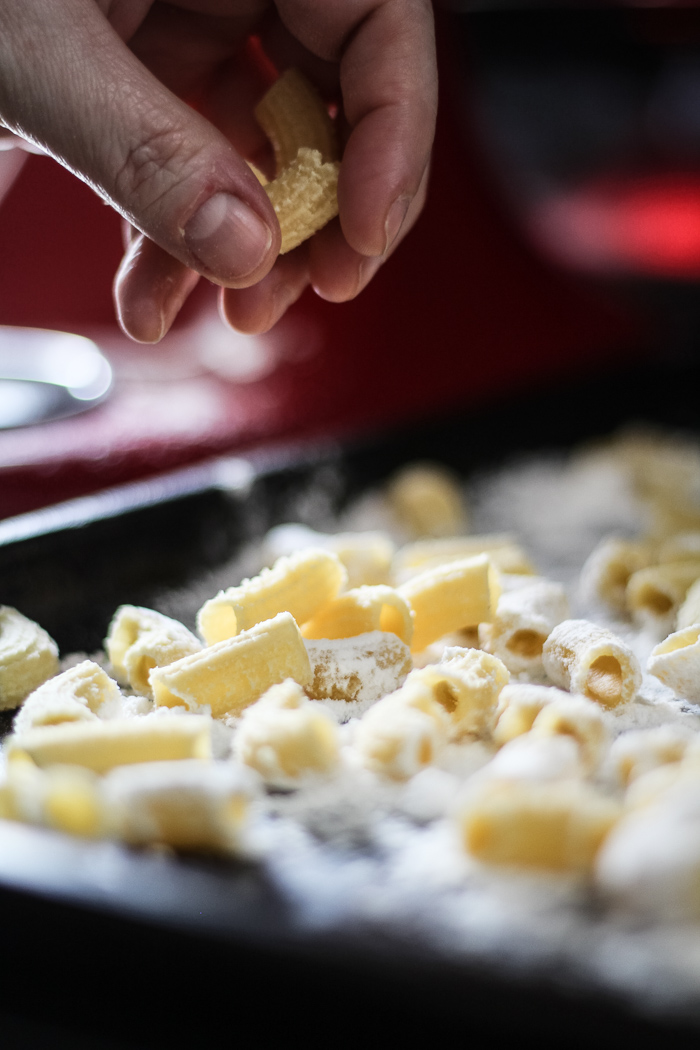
[114,234,200,343]
[220,249,310,335]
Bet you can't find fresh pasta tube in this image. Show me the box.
[481,733,584,782]
[627,561,700,624]
[0,606,59,710]
[676,577,700,630]
[658,532,700,563]
[426,646,509,737]
[301,585,414,646]
[6,715,212,773]
[106,606,201,697]
[387,462,467,539]
[457,779,621,872]
[102,759,257,851]
[492,683,571,746]
[263,525,395,589]
[530,695,608,772]
[151,612,312,718]
[392,534,535,584]
[647,625,700,702]
[7,760,103,838]
[609,725,694,786]
[13,660,120,734]
[234,679,340,786]
[478,579,569,674]
[265,148,340,254]
[197,548,347,645]
[305,631,412,705]
[398,554,500,653]
[255,68,338,172]
[354,679,449,780]
[542,620,641,708]
[579,537,656,612]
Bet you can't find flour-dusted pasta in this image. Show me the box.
[529,694,608,773]
[305,631,412,707]
[106,606,201,697]
[0,607,59,711]
[234,679,340,786]
[301,584,414,646]
[647,625,700,702]
[627,561,700,626]
[387,462,467,539]
[354,678,449,780]
[677,577,700,630]
[492,683,571,746]
[608,725,695,787]
[13,660,120,734]
[152,612,312,718]
[392,534,534,584]
[398,554,500,653]
[197,549,347,645]
[579,537,656,612]
[542,620,641,708]
[478,579,569,674]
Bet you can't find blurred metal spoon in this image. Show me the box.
[0,327,112,429]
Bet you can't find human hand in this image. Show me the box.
[0,1,436,341]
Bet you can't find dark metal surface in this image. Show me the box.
[1,359,699,1047]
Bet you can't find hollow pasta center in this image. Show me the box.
[507,629,546,659]
[586,655,623,704]
[637,586,673,616]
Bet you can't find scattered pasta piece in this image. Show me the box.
[105,606,201,698]
[305,631,412,706]
[647,625,700,702]
[398,553,500,653]
[677,576,700,630]
[387,462,467,539]
[0,606,59,711]
[609,725,694,787]
[530,694,608,773]
[392,534,534,584]
[354,679,449,780]
[493,683,571,747]
[458,779,621,872]
[102,759,257,851]
[197,548,346,645]
[6,715,211,773]
[301,584,414,646]
[542,620,641,708]
[152,612,311,718]
[579,537,655,612]
[627,561,700,626]
[234,679,340,786]
[13,660,120,733]
[479,579,569,674]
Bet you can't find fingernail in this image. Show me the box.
[384,195,411,254]
[184,193,272,283]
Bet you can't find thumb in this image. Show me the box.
[0,0,280,287]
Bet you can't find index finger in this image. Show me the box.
[275,0,437,256]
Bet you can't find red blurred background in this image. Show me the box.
[0,8,646,520]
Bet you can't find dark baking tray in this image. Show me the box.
[0,357,699,1049]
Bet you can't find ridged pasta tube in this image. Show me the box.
[493,683,572,746]
[152,612,311,718]
[647,625,700,702]
[105,606,201,697]
[398,554,500,653]
[354,680,449,780]
[263,524,395,588]
[6,715,212,773]
[301,585,414,646]
[387,462,467,539]
[579,537,655,612]
[13,660,121,734]
[530,694,608,772]
[305,631,412,705]
[410,647,509,738]
[197,548,347,645]
[457,779,621,872]
[0,606,59,710]
[609,725,694,786]
[265,148,340,255]
[542,620,641,708]
[478,579,569,674]
[392,534,534,584]
[102,759,257,851]
[7,760,103,838]
[627,561,700,624]
[234,679,340,786]
[255,68,338,172]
